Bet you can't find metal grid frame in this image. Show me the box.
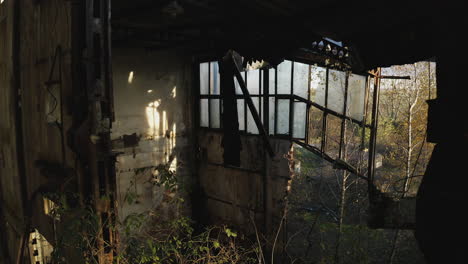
[197,57,377,179]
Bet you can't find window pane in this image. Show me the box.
[210,99,220,128]
[347,73,367,121]
[269,68,276,95]
[200,63,209,95]
[293,102,307,139]
[210,62,220,95]
[293,62,309,99]
[325,114,342,159]
[310,66,326,106]
[277,60,292,94]
[234,72,246,95]
[247,69,260,95]
[247,99,260,134]
[344,120,364,168]
[328,69,346,114]
[307,106,323,148]
[200,99,209,127]
[277,99,290,134]
[237,99,245,131]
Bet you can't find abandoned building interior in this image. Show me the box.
[0,0,466,263]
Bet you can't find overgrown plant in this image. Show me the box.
[46,163,261,264]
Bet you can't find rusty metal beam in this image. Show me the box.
[367,71,410,80]
[293,140,368,181]
[380,75,411,80]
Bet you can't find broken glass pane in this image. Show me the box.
[269,68,276,95]
[210,99,220,128]
[277,99,290,134]
[247,69,260,95]
[210,62,220,95]
[307,106,323,148]
[237,99,245,131]
[277,60,292,94]
[293,62,309,99]
[247,98,260,134]
[328,69,346,114]
[293,102,307,139]
[200,99,209,127]
[310,66,326,106]
[347,73,367,120]
[200,63,209,95]
[344,120,364,168]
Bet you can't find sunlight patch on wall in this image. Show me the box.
[146,100,161,138]
[162,111,168,136]
[171,123,177,149]
[172,123,176,138]
[43,197,56,217]
[169,157,177,173]
[128,71,134,84]
[172,86,177,98]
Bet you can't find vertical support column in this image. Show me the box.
[305,65,312,143]
[219,53,241,166]
[83,0,116,262]
[367,68,381,197]
[208,61,211,128]
[262,69,272,238]
[359,75,371,174]
[321,67,330,153]
[289,62,294,138]
[338,71,350,159]
[274,67,278,135]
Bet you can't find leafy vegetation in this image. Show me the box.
[284,62,435,263]
[45,164,261,264]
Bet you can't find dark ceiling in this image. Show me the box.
[111,0,457,70]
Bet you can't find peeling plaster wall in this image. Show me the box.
[198,130,292,234]
[111,48,194,221]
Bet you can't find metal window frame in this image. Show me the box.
[196,58,376,180]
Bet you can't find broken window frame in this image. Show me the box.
[197,57,375,180]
